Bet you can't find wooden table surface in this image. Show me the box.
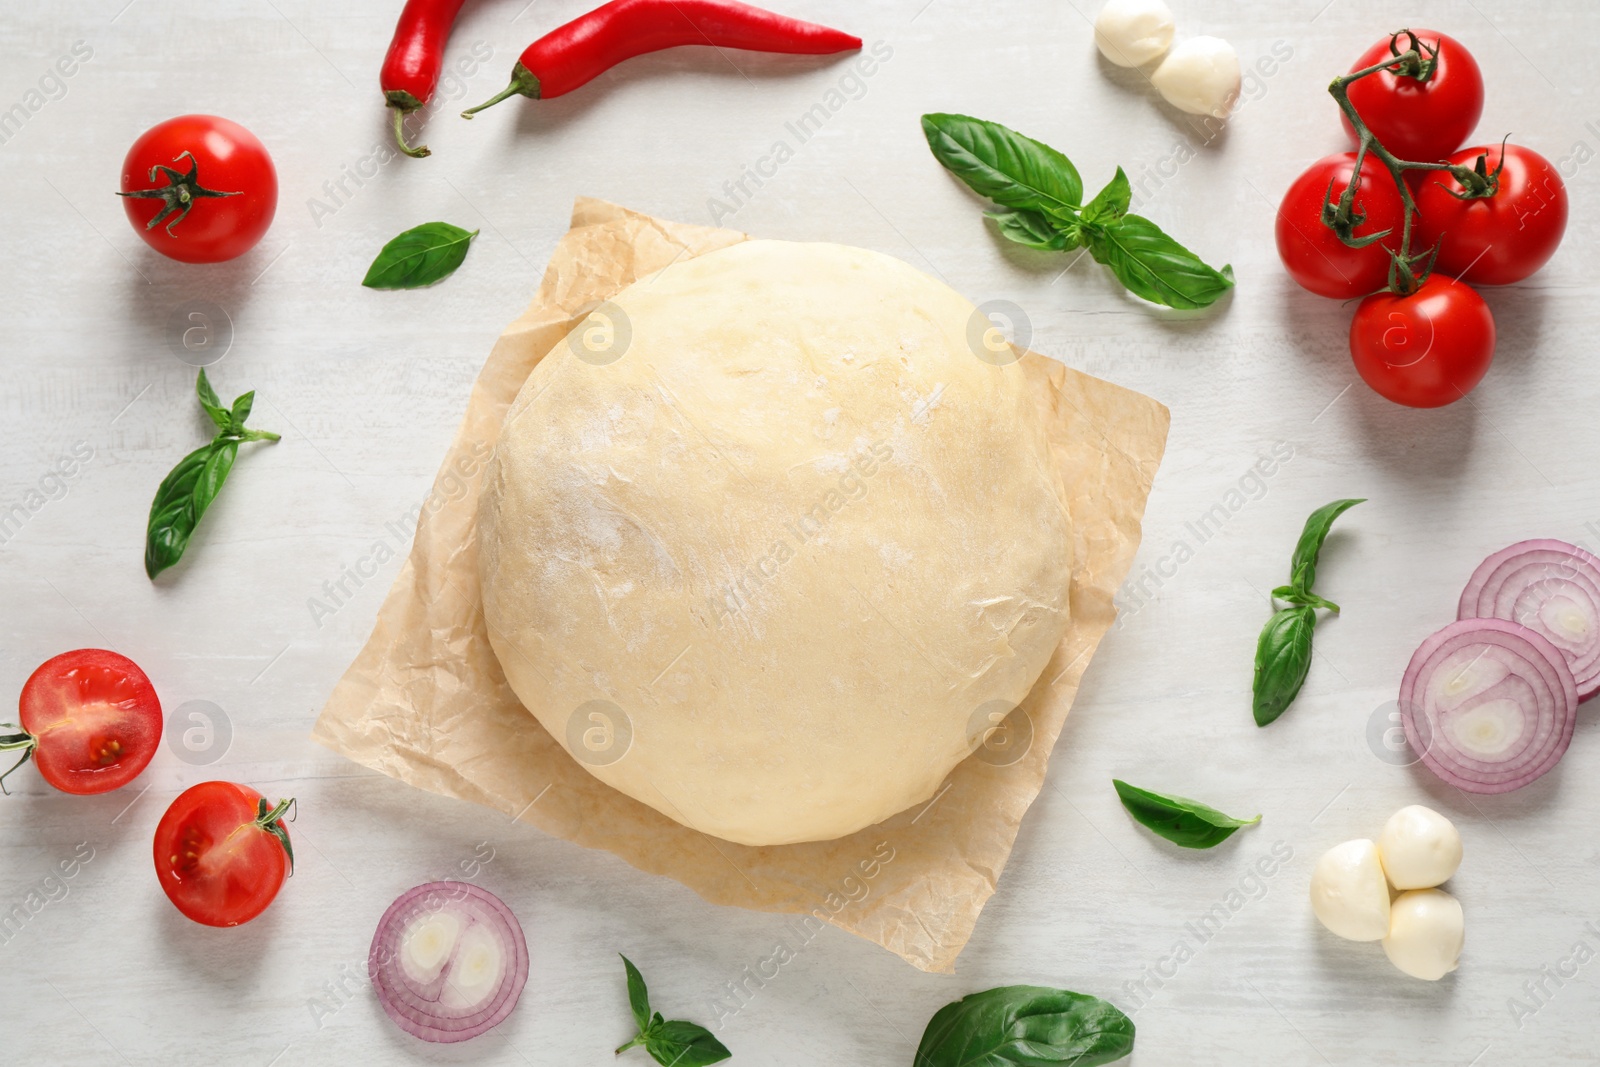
[2,1,1597,1064]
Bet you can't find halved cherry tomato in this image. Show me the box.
[1349,274,1495,408]
[1,649,162,795]
[118,115,278,264]
[1413,144,1568,286]
[1276,152,1406,299]
[153,781,294,927]
[1342,30,1483,163]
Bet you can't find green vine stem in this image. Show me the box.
[1324,29,1498,294]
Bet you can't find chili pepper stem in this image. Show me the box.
[461,63,543,119]
[390,107,431,159]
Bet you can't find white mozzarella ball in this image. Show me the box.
[1150,36,1242,118]
[1310,839,1391,941]
[1093,0,1176,68]
[1377,805,1463,889]
[1383,889,1465,980]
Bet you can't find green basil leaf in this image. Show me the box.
[1084,214,1235,309]
[229,389,255,432]
[1252,605,1316,727]
[645,1020,731,1067]
[1082,167,1131,225]
[914,985,1134,1067]
[145,440,237,579]
[985,209,1074,251]
[621,955,651,1033]
[362,221,478,290]
[1270,586,1341,612]
[921,113,1082,219]
[1288,498,1365,592]
[1112,779,1260,850]
[196,369,230,431]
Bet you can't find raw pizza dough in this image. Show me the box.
[477,240,1074,846]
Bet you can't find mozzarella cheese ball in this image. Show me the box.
[1151,36,1242,118]
[1093,0,1175,68]
[1383,889,1465,980]
[1377,805,1463,890]
[1310,839,1391,941]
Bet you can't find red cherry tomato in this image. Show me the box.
[119,115,277,264]
[1276,153,1406,299]
[1349,275,1495,408]
[1342,30,1483,163]
[153,781,294,927]
[1413,144,1568,285]
[2,649,162,795]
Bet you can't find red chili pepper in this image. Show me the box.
[381,0,468,157]
[461,0,860,119]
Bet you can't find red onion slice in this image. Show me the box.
[369,881,528,1043]
[1458,539,1600,701]
[1400,618,1578,794]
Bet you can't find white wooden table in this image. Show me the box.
[2,1,1597,1064]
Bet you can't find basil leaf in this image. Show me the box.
[145,440,236,579]
[1288,498,1365,592]
[1271,586,1340,612]
[1112,779,1260,850]
[1084,214,1235,310]
[229,389,255,432]
[196,369,230,431]
[986,209,1074,252]
[921,113,1082,219]
[645,1020,731,1067]
[1252,605,1316,727]
[915,985,1134,1067]
[362,221,478,290]
[621,955,651,1033]
[1082,167,1131,225]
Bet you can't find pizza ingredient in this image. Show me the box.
[1092,0,1174,68]
[1413,143,1568,286]
[362,222,479,289]
[0,649,162,795]
[1341,30,1484,164]
[1253,499,1363,726]
[1400,618,1577,793]
[1112,779,1259,849]
[1376,805,1462,890]
[462,0,860,117]
[921,113,1234,309]
[1457,539,1600,700]
[914,985,1135,1067]
[1275,152,1407,299]
[1150,35,1241,118]
[1310,839,1391,941]
[1383,888,1465,980]
[118,115,277,263]
[616,955,731,1066]
[380,0,469,157]
[146,370,280,579]
[369,882,529,1043]
[153,781,293,927]
[1348,274,1495,408]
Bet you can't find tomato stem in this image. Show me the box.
[255,796,296,874]
[116,150,241,236]
[0,738,35,795]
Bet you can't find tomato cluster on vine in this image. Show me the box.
[1275,29,1567,409]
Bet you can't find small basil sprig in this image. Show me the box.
[1252,498,1365,726]
[145,370,279,579]
[1113,779,1259,849]
[920,113,1233,310]
[362,221,478,289]
[914,985,1134,1067]
[615,956,730,1067]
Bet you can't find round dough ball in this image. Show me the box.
[1377,805,1462,890]
[478,240,1074,846]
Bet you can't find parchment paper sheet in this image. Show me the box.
[312,198,1170,973]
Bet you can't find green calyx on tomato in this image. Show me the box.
[255,796,296,874]
[1377,29,1439,83]
[116,150,240,237]
[0,730,37,794]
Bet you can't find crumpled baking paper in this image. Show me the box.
[313,198,1169,973]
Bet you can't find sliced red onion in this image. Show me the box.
[369,881,528,1043]
[1458,539,1600,701]
[1400,618,1577,794]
